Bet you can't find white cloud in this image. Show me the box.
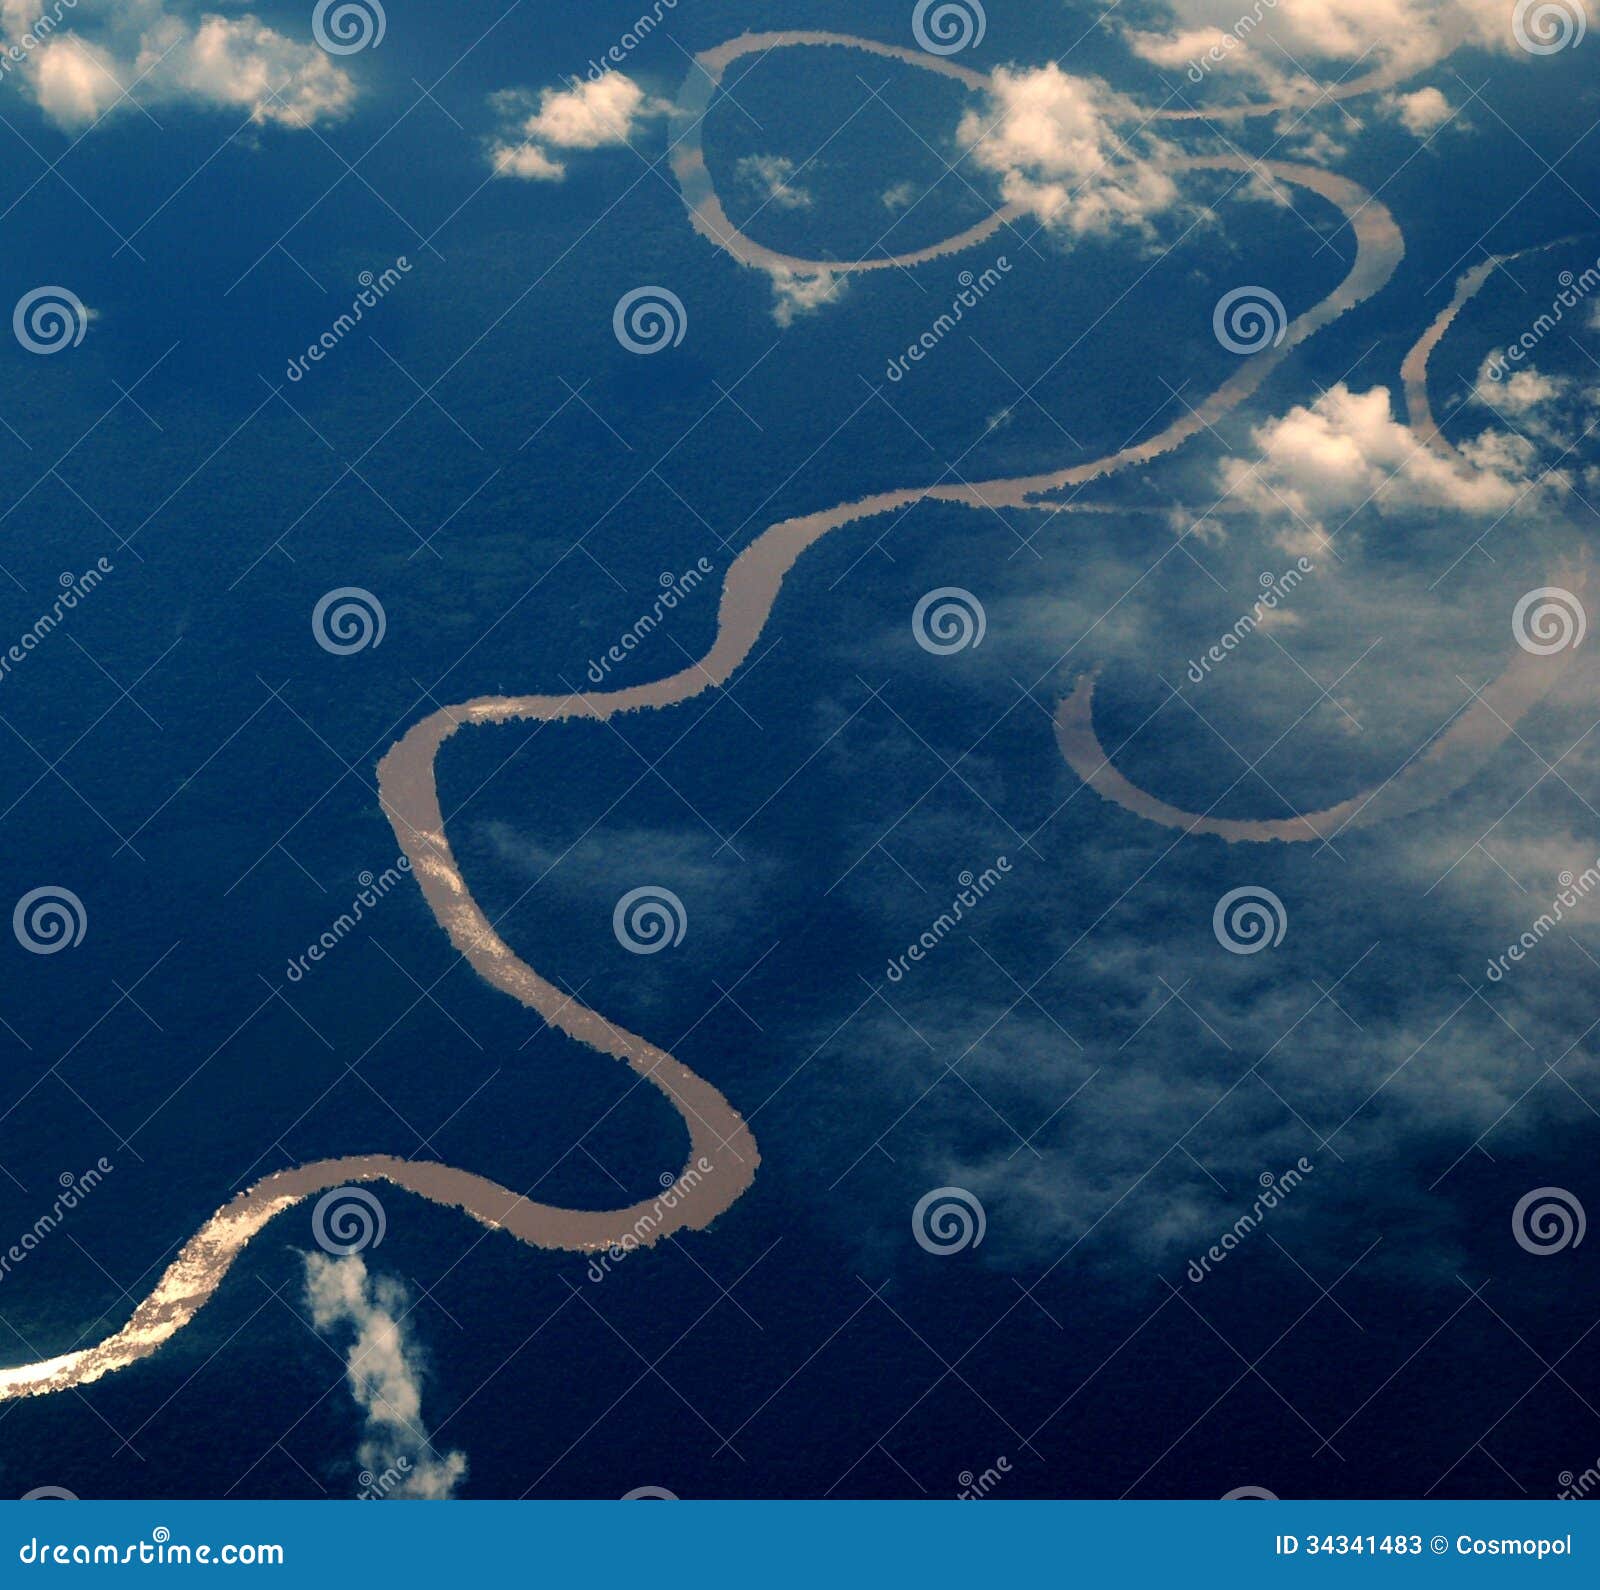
[1217,383,1554,544]
[882,180,919,211]
[5,0,355,130]
[736,154,812,211]
[178,14,353,127]
[1279,122,1351,165]
[1266,0,1491,67]
[1476,360,1569,417]
[1383,85,1459,136]
[491,141,566,181]
[1127,0,1524,104]
[769,267,848,327]
[304,1252,467,1500]
[518,72,651,149]
[958,63,1183,234]
[806,528,1600,1274]
[29,31,120,125]
[1127,21,1299,97]
[1472,355,1598,448]
[488,72,667,181]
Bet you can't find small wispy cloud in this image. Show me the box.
[304,1252,467,1500]
[769,267,848,327]
[1126,0,1537,105]
[736,154,813,211]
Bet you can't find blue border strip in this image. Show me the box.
[0,1502,1589,1584]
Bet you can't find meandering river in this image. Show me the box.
[0,29,1472,1403]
